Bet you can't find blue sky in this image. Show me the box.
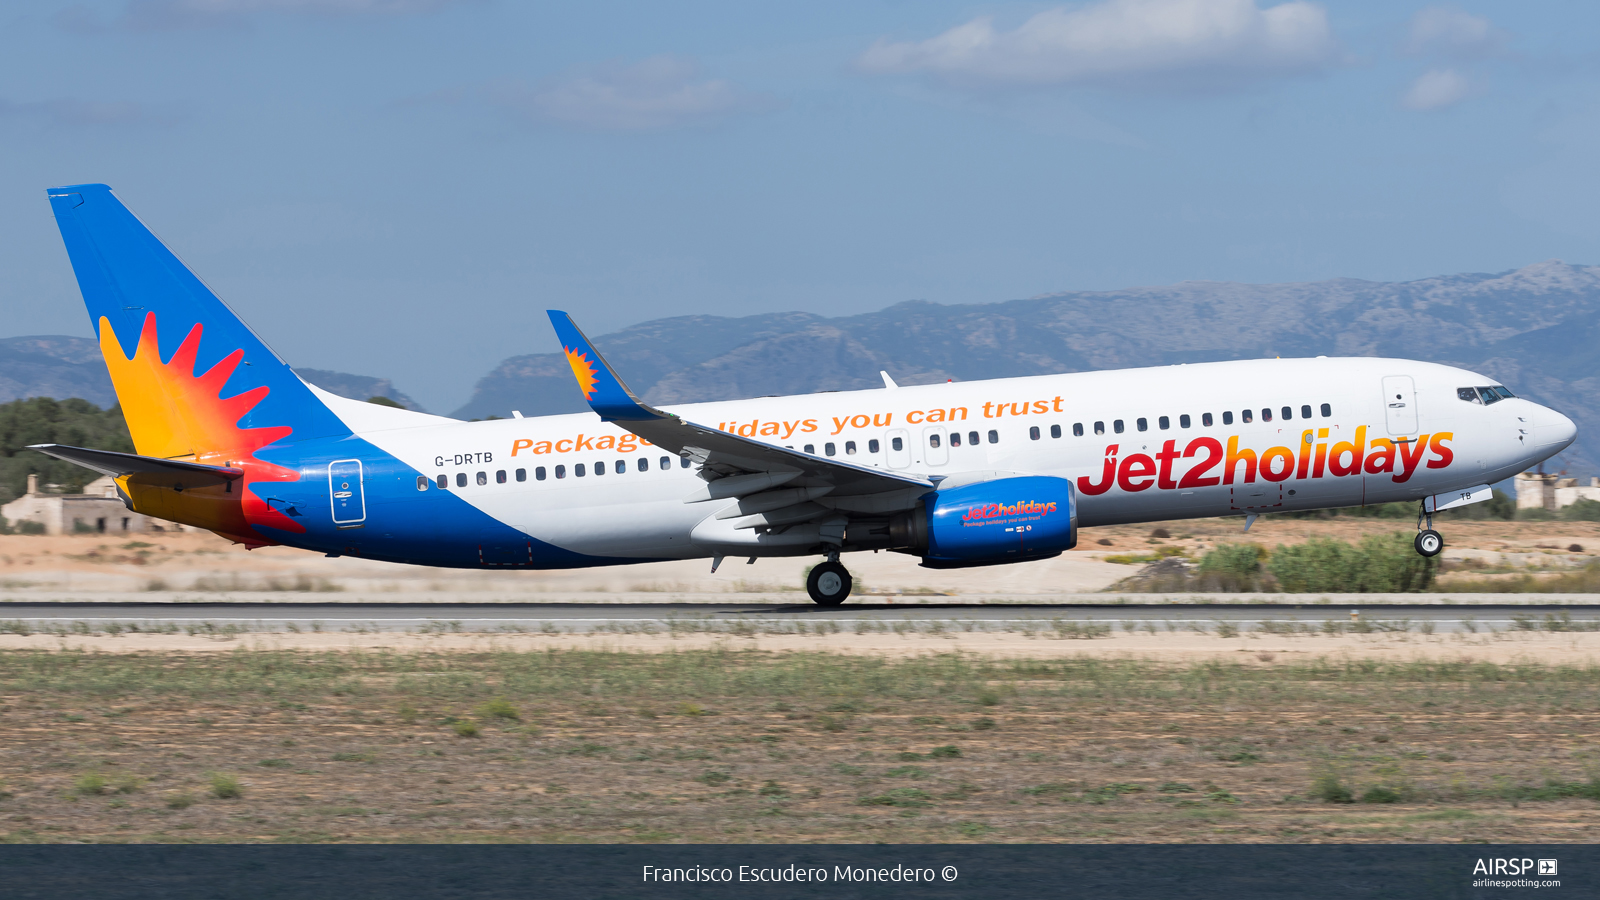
[2,0,1597,412]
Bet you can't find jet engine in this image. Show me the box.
[886,475,1078,568]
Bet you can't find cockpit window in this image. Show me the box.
[1493,386,1515,400]
[1458,387,1482,404]
[1477,386,1510,405]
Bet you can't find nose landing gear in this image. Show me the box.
[807,551,852,606]
[1414,503,1443,558]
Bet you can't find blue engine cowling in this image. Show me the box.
[919,475,1078,569]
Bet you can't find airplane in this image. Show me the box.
[30,184,1579,606]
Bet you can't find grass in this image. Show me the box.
[6,648,1600,843]
[208,773,243,800]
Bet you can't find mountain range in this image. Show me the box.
[5,260,1597,474]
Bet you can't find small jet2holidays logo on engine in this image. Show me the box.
[961,500,1058,523]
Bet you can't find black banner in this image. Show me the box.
[0,844,1585,899]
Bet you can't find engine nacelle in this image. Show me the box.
[916,475,1077,569]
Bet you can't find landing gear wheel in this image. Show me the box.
[807,561,852,607]
[1414,530,1443,558]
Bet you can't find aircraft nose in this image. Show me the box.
[1534,406,1578,450]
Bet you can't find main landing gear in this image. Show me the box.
[1414,503,1443,558]
[807,551,853,607]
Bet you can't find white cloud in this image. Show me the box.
[1401,68,1470,110]
[857,0,1339,91]
[1405,6,1502,59]
[497,57,775,132]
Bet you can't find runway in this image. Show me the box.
[1,601,1596,634]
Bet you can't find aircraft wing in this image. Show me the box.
[545,311,933,503]
[28,444,242,488]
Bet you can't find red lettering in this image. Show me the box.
[1365,438,1395,474]
[1077,445,1119,496]
[1328,426,1366,476]
[1426,432,1454,469]
[1260,446,1294,482]
[1224,436,1256,484]
[1296,431,1313,479]
[1394,434,1430,483]
[1156,440,1180,490]
[1178,438,1223,488]
[1118,454,1157,492]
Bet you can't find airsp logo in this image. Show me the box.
[1472,858,1554,876]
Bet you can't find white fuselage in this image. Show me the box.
[323,356,1575,562]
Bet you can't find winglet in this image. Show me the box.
[546,311,664,421]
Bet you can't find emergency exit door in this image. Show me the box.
[329,459,366,526]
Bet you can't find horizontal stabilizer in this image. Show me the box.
[28,444,242,487]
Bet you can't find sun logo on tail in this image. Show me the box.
[564,346,600,400]
[99,312,304,540]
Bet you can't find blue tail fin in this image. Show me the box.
[46,184,345,459]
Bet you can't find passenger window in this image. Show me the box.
[616,459,626,474]
[437,474,448,489]
[1050,424,1062,439]
[681,457,691,468]
[968,431,980,446]
[595,461,605,475]
[1113,420,1124,434]
[804,444,815,454]
[535,467,546,481]
[1094,422,1105,435]
[476,472,487,486]
[846,441,858,454]
[1261,408,1271,423]
[1180,414,1191,428]
[1029,426,1040,441]
[456,473,467,488]
[1320,403,1331,417]
[891,437,903,451]
[825,442,836,456]
[638,457,649,472]
[1072,423,1083,437]
[1159,416,1170,430]
[660,456,671,470]
[496,470,506,484]
[575,464,586,477]
[928,435,940,448]
[1281,406,1292,420]
[949,433,961,447]
[555,465,566,479]
[416,475,428,491]
[869,439,881,453]
[516,468,526,482]
[1458,387,1481,403]
[1136,417,1149,432]
[987,430,999,444]
[1300,404,1312,419]
[1201,413,1211,427]
[1222,411,1232,425]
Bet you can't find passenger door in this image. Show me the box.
[1382,375,1418,435]
[328,459,366,526]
